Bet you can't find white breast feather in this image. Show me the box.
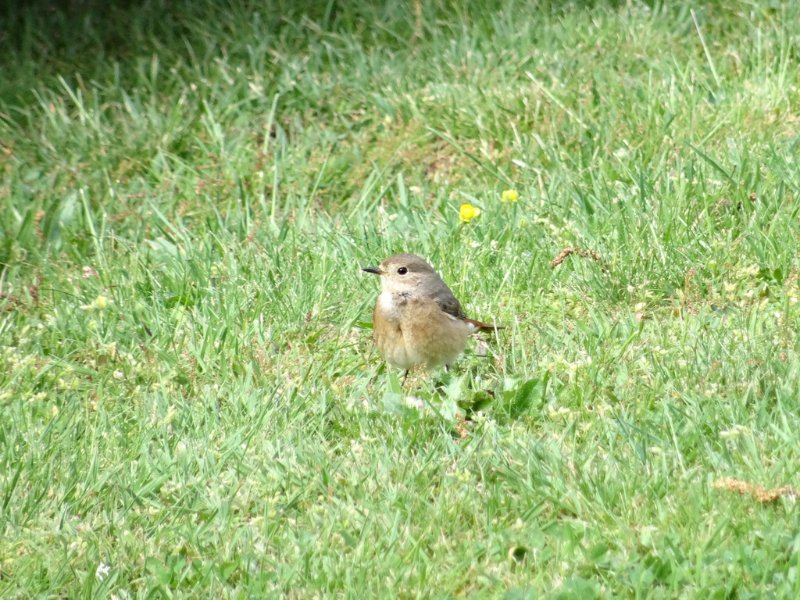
[377,292,401,319]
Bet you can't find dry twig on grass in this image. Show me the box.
[550,247,605,269]
[713,477,798,504]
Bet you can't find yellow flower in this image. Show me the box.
[501,189,519,203]
[82,294,110,311]
[459,203,481,223]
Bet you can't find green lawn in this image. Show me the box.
[2,0,800,596]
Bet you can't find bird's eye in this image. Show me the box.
[397,267,408,275]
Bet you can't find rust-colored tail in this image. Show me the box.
[464,318,503,332]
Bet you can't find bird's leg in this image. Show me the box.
[432,365,452,394]
[402,369,410,385]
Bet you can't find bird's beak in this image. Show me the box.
[362,266,383,275]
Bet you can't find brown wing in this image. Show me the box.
[432,288,466,320]
[428,276,503,330]
[433,288,503,331]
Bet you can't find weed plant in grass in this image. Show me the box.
[2,0,800,597]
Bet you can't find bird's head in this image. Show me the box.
[362,253,440,295]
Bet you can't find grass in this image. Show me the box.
[2,0,800,596]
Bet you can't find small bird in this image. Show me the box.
[363,253,500,377]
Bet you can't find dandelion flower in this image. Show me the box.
[501,189,519,203]
[459,203,481,223]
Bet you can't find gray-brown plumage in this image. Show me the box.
[362,253,500,372]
